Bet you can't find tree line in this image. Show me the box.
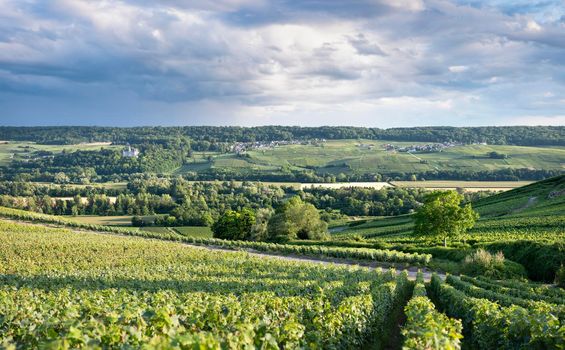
[0,179,491,226]
[0,125,563,146]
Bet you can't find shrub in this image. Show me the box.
[461,249,526,279]
[481,240,565,282]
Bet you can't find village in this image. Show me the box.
[382,141,469,153]
[231,139,326,154]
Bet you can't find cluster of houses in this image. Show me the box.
[382,142,462,153]
[231,139,326,155]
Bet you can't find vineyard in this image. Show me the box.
[0,220,412,348]
[429,274,565,349]
[1,219,563,349]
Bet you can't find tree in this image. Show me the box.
[212,208,256,241]
[413,191,479,247]
[249,207,273,241]
[267,196,328,242]
[131,216,144,227]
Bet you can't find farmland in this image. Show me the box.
[0,220,413,348]
[0,141,117,166]
[175,139,565,179]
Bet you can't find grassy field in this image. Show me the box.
[173,226,213,238]
[0,141,118,166]
[174,139,565,176]
[473,175,565,218]
[63,216,214,238]
[140,226,214,239]
[64,215,160,226]
[63,215,132,226]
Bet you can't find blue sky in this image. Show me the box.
[0,0,564,127]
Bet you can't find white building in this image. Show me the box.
[122,144,140,158]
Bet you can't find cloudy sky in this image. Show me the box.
[1,0,564,127]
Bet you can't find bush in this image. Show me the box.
[461,249,526,279]
[481,240,565,282]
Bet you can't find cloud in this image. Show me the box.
[0,0,564,126]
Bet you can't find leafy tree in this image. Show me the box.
[212,208,256,241]
[131,216,144,227]
[267,196,328,242]
[249,207,273,241]
[413,190,479,246]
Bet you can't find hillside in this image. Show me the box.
[176,139,565,180]
[473,175,565,218]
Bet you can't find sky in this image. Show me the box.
[0,0,564,127]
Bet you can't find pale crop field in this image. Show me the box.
[0,141,118,166]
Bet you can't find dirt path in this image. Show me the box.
[512,196,538,213]
[182,243,443,281]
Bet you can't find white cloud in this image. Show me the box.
[448,65,469,73]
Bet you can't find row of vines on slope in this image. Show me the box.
[0,220,412,349]
[0,206,431,264]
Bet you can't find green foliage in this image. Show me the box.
[131,215,144,227]
[402,293,463,349]
[461,249,526,279]
[267,196,329,241]
[480,240,565,282]
[460,275,564,305]
[0,219,413,348]
[212,208,256,240]
[429,274,565,349]
[413,191,479,246]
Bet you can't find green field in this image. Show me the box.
[0,141,118,166]
[140,226,213,239]
[0,219,410,348]
[64,215,159,226]
[174,139,565,176]
[173,226,213,238]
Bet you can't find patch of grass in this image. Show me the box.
[173,226,213,238]
[64,215,160,226]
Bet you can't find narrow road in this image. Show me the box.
[183,242,444,281]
